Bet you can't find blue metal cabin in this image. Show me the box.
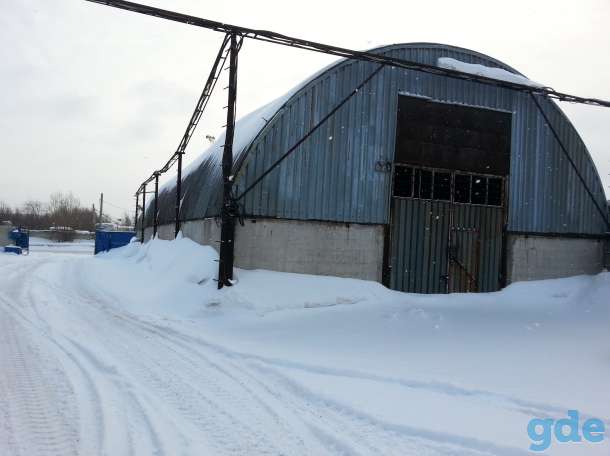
[144,43,608,292]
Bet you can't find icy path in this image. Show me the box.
[0,245,608,455]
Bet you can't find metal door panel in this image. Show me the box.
[389,199,504,293]
[390,198,450,293]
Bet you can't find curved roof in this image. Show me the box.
[149,42,608,235]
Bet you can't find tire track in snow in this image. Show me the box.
[59,298,315,455]
[67,258,536,456]
[132,315,599,423]
[7,260,183,456]
[129,321,521,456]
[0,260,107,456]
[23,259,320,455]
[0,253,576,455]
[0,305,79,456]
[75,293,523,456]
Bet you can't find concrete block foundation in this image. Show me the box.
[506,234,605,283]
[146,217,384,282]
[145,220,607,288]
[235,218,384,281]
[144,219,221,247]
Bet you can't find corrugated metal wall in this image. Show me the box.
[451,203,505,292]
[389,198,504,293]
[390,199,450,293]
[150,43,608,236]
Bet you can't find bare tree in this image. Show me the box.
[0,194,96,233]
[23,200,45,218]
[121,212,133,228]
[0,200,12,222]
[22,200,48,229]
[49,191,81,229]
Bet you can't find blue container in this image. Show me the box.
[4,245,22,255]
[9,228,29,251]
[94,230,136,254]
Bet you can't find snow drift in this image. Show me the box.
[3,237,607,455]
[86,237,610,455]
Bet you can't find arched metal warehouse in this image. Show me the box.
[143,42,609,293]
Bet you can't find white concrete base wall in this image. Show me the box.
[146,218,384,282]
[144,219,220,247]
[145,221,606,287]
[0,226,12,247]
[235,218,384,281]
[507,234,605,283]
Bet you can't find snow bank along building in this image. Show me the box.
[144,43,609,293]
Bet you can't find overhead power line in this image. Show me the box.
[84,0,610,217]
[85,0,610,108]
[103,200,130,212]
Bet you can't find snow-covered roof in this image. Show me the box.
[436,57,543,88]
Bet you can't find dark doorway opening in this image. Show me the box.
[386,96,511,293]
[394,95,511,175]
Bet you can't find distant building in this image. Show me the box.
[143,43,609,293]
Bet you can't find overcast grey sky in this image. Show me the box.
[2,0,609,218]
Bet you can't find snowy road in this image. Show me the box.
[0,254,494,456]
[1,243,608,455]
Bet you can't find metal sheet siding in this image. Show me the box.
[390,199,452,293]
[236,60,392,224]
[390,198,504,293]
[451,204,504,292]
[150,43,607,235]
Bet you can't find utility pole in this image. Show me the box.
[141,184,146,242]
[134,193,139,233]
[153,172,159,238]
[99,193,104,223]
[175,152,183,238]
[218,33,239,289]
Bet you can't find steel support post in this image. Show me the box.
[175,152,183,237]
[141,184,146,242]
[153,172,159,238]
[218,33,239,289]
[134,192,139,233]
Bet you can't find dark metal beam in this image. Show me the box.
[85,0,610,109]
[141,184,146,242]
[153,173,159,237]
[218,33,239,289]
[175,152,183,237]
[134,192,139,234]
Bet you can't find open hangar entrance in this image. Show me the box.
[386,95,512,293]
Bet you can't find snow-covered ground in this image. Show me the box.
[0,237,608,455]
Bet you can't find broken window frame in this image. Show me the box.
[392,164,505,207]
